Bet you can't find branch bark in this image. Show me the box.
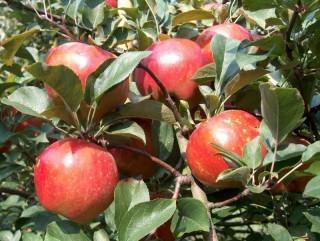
[0,187,31,198]
[207,189,250,209]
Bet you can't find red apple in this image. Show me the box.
[196,23,253,65]
[134,38,204,105]
[34,138,119,224]
[16,117,44,132]
[110,120,157,178]
[105,0,117,8]
[186,110,261,187]
[45,42,129,122]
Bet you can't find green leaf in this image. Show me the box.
[172,10,214,26]
[152,121,174,160]
[304,212,320,234]
[302,141,320,163]
[303,176,320,199]
[171,198,210,237]
[93,230,110,241]
[44,221,90,241]
[82,1,105,29]
[114,179,150,229]
[0,28,40,66]
[94,51,151,100]
[217,167,251,184]
[137,29,154,50]
[22,233,43,241]
[267,223,293,241]
[192,63,216,84]
[118,199,176,241]
[1,86,51,118]
[211,34,241,96]
[104,100,176,124]
[242,137,263,169]
[108,120,147,144]
[0,122,13,144]
[242,8,277,28]
[225,69,268,98]
[260,84,304,143]
[26,63,83,112]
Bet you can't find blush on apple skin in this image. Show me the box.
[186,110,262,188]
[109,119,157,179]
[134,38,204,106]
[105,0,117,8]
[34,138,119,224]
[45,42,129,122]
[196,23,253,65]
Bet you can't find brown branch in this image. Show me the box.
[207,189,250,209]
[209,226,219,241]
[137,63,189,135]
[106,143,182,177]
[0,187,31,198]
[172,175,193,199]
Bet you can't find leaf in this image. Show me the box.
[242,137,263,169]
[1,86,51,118]
[260,84,304,143]
[114,179,150,229]
[104,100,176,124]
[172,10,214,26]
[267,223,293,241]
[82,1,105,29]
[152,121,174,160]
[0,28,40,66]
[192,63,216,84]
[242,8,277,28]
[26,63,84,112]
[211,34,241,96]
[93,230,110,241]
[303,176,320,199]
[94,51,151,100]
[217,167,251,184]
[302,141,320,163]
[171,198,210,237]
[225,69,268,98]
[108,120,147,144]
[44,221,90,241]
[0,122,13,144]
[304,212,320,234]
[22,233,43,241]
[118,199,176,241]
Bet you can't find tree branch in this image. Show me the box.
[0,187,31,198]
[171,175,193,199]
[137,63,189,135]
[207,189,250,209]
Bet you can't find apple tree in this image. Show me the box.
[1,0,320,240]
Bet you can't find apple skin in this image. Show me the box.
[109,120,157,179]
[16,117,44,132]
[34,138,119,224]
[196,23,253,65]
[45,42,129,122]
[134,38,204,105]
[186,110,261,188]
[105,0,117,7]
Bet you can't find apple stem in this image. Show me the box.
[137,63,190,136]
[207,188,250,209]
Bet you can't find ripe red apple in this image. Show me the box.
[45,42,129,122]
[105,0,117,7]
[196,23,253,65]
[134,38,204,105]
[34,138,119,224]
[110,120,157,178]
[186,110,261,187]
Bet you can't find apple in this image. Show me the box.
[16,117,44,132]
[196,23,253,65]
[34,138,119,224]
[105,0,117,8]
[45,42,129,122]
[109,120,157,178]
[186,110,261,187]
[134,38,204,105]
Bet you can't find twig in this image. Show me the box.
[209,226,219,241]
[137,63,188,133]
[0,187,31,198]
[105,143,181,177]
[171,175,193,199]
[207,189,250,209]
